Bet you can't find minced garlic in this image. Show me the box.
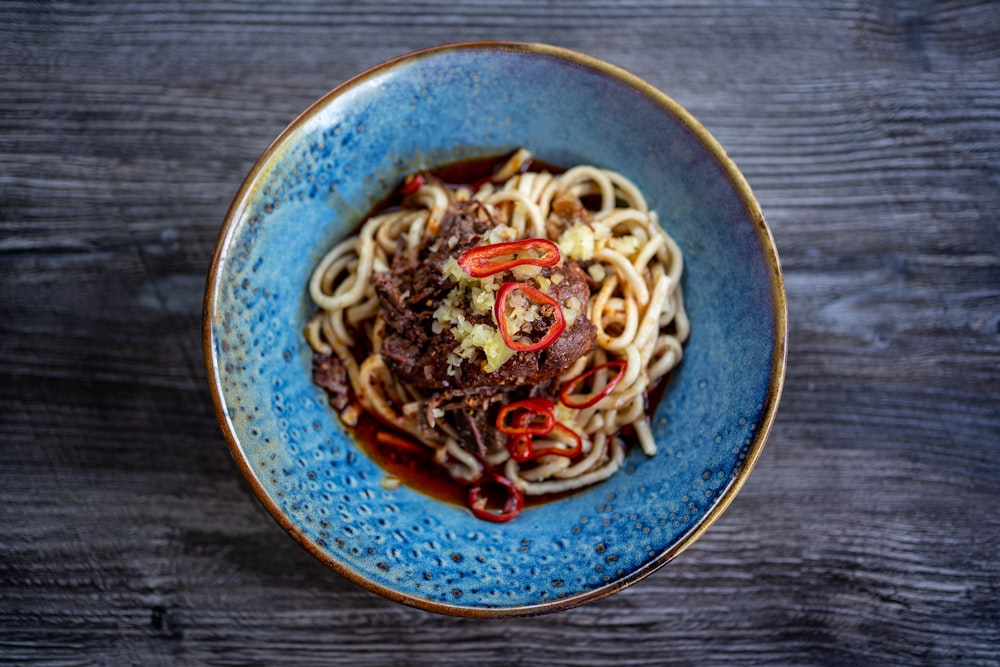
[450,320,514,373]
[436,256,511,374]
[587,263,607,283]
[563,295,581,327]
[435,227,585,375]
[558,223,595,261]
[441,256,476,286]
[608,234,641,257]
[484,223,518,245]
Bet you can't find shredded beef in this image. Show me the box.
[426,386,511,458]
[372,199,597,457]
[312,352,351,411]
[373,201,494,388]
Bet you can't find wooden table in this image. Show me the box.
[3,2,998,664]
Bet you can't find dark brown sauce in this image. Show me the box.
[371,151,566,213]
[350,410,467,507]
[348,376,671,511]
[318,151,672,513]
[434,153,565,187]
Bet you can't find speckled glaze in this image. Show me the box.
[204,42,786,617]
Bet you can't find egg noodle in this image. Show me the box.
[305,149,688,499]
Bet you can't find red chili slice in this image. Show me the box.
[502,405,582,462]
[507,422,583,461]
[457,238,560,278]
[499,399,554,462]
[506,433,534,462]
[496,398,556,436]
[494,282,566,353]
[558,359,628,409]
[399,173,424,195]
[468,472,524,523]
[531,422,583,459]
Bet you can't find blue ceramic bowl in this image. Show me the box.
[204,42,786,616]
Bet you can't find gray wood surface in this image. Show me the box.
[2,1,998,665]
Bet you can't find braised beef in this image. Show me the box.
[426,385,512,458]
[372,199,597,456]
[373,201,494,388]
[312,352,351,411]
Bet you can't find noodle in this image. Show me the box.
[306,150,688,516]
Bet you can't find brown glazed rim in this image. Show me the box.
[203,40,788,617]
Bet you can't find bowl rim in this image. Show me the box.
[203,40,788,617]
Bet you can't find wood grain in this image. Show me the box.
[2,1,999,665]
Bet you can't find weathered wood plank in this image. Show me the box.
[1,0,998,665]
